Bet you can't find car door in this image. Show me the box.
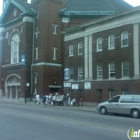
[106,96,121,113]
[118,96,136,114]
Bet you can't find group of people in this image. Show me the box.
[35,93,82,107]
[36,93,70,106]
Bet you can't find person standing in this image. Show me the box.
[45,94,49,105]
[36,94,40,104]
[42,95,46,106]
[53,93,56,105]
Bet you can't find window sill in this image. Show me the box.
[96,50,102,52]
[53,33,57,35]
[108,48,115,50]
[78,54,83,56]
[121,77,129,79]
[108,77,115,80]
[121,45,128,48]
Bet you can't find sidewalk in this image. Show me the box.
[0,98,97,112]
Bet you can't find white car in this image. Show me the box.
[97,95,140,118]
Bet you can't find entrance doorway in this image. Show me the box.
[5,75,21,99]
[97,89,102,103]
[50,88,59,94]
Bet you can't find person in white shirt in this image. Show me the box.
[36,94,40,104]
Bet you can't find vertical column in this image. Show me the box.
[9,86,12,99]
[88,35,93,80]
[84,36,89,79]
[133,23,140,78]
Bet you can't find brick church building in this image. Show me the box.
[0,0,133,103]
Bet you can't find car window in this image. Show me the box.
[120,96,133,103]
[110,96,120,102]
[133,96,140,103]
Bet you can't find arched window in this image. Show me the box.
[97,37,102,51]
[78,42,83,55]
[121,31,128,47]
[108,35,115,49]
[11,33,19,64]
[69,44,74,56]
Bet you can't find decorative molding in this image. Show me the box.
[22,16,34,23]
[2,63,21,68]
[32,62,62,67]
[64,11,140,41]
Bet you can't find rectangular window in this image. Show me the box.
[70,67,74,80]
[97,64,103,78]
[78,42,83,55]
[122,61,129,77]
[122,89,129,95]
[108,89,115,99]
[122,39,128,46]
[78,66,83,80]
[109,62,115,78]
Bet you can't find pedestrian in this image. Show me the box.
[67,93,70,106]
[42,94,46,106]
[53,93,56,105]
[36,94,40,104]
[49,94,53,105]
[45,94,49,105]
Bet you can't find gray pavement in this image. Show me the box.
[0,98,97,112]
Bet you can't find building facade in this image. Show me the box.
[0,0,133,102]
[63,6,140,104]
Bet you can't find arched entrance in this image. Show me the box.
[5,75,21,99]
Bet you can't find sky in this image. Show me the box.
[0,0,140,16]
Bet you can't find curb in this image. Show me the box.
[0,99,97,112]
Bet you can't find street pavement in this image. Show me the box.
[0,101,134,140]
[0,98,97,112]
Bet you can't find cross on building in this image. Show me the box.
[34,27,40,39]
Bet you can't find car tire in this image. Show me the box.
[100,107,107,115]
[131,109,139,118]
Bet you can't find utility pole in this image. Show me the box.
[21,53,27,104]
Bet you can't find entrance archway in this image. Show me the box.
[5,75,21,99]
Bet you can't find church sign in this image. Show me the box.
[64,83,71,87]
[84,82,91,89]
[64,68,69,80]
[72,84,78,89]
